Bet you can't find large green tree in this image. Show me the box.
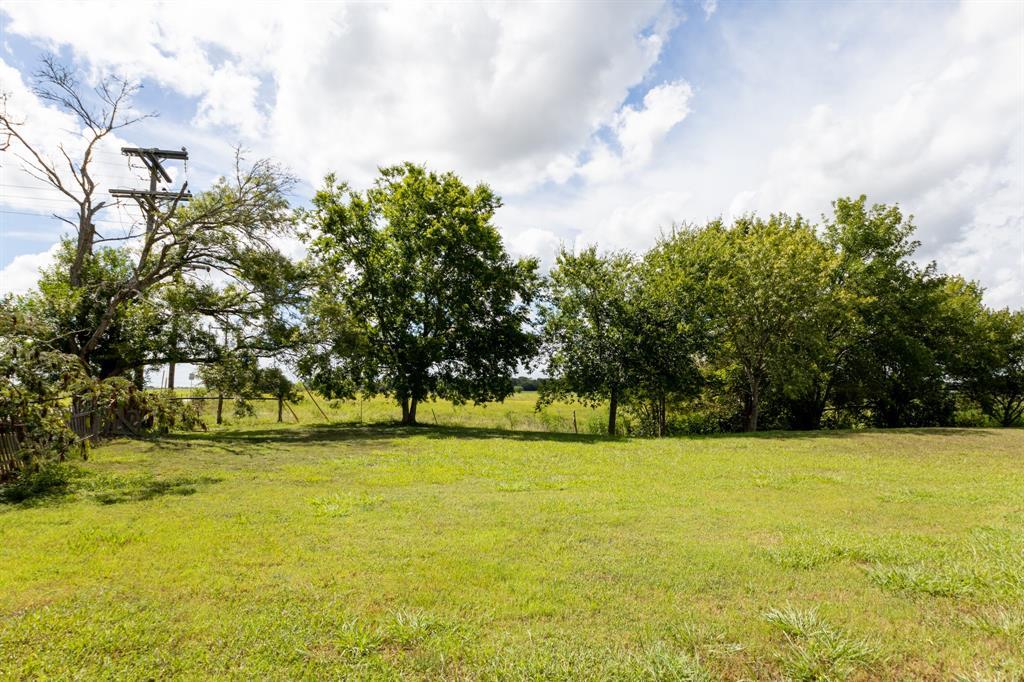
[300,163,540,425]
[540,244,703,436]
[777,197,918,429]
[816,198,986,428]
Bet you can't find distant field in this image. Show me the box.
[177,390,611,434]
[1,419,1021,679]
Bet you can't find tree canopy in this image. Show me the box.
[299,163,540,424]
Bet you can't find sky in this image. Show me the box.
[1,0,1022,310]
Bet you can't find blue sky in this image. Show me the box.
[1,0,1022,309]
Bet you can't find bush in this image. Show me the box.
[667,410,723,436]
[952,406,992,428]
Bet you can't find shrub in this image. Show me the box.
[667,410,723,436]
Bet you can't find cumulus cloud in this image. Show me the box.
[585,189,693,252]
[0,240,59,295]
[578,80,693,183]
[1,1,683,191]
[725,0,1023,307]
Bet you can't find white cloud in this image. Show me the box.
[579,80,693,183]
[192,62,265,139]
[1,1,682,191]
[2,0,693,294]
[267,2,682,191]
[0,240,59,295]
[723,0,1023,307]
[504,227,565,272]
[586,190,693,252]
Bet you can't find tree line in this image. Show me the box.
[540,201,1023,434]
[1,58,1021,472]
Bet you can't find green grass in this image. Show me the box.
[1,414,1022,679]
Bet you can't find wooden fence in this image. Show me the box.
[0,425,22,479]
[0,397,152,479]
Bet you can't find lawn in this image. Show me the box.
[0,411,1021,679]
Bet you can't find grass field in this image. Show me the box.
[1,403,1022,680]
[175,390,611,435]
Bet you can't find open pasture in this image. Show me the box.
[1,419,1021,680]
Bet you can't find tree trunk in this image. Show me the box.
[399,394,420,425]
[277,396,283,423]
[133,366,145,390]
[659,394,667,437]
[400,396,418,425]
[608,389,618,436]
[216,392,224,425]
[167,361,176,391]
[745,379,760,432]
[789,395,825,430]
[69,210,93,288]
[1001,398,1024,427]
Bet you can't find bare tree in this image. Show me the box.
[78,150,297,365]
[3,58,298,376]
[0,55,153,287]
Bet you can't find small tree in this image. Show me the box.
[630,239,707,435]
[540,244,705,437]
[699,215,834,431]
[1,304,203,477]
[301,163,540,425]
[963,309,1024,427]
[197,351,261,425]
[538,247,636,436]
[258,367,301,423]
[0,309,88,470]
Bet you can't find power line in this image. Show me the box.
[0,191,82,202]
[0,208,68,218]
[0,192,148,204]
[0,182,149,192]
[0,208,139,225]
[0,182,88,191]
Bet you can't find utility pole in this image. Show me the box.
[110,147,192,389]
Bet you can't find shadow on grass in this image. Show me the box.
[704,427,994,441]
[0,465,222,509]
[156,421,613,451]
[152,421,996,457]
[0,464,74,507]
[85,474,223,505]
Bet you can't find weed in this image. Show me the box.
[764,606,881,681]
